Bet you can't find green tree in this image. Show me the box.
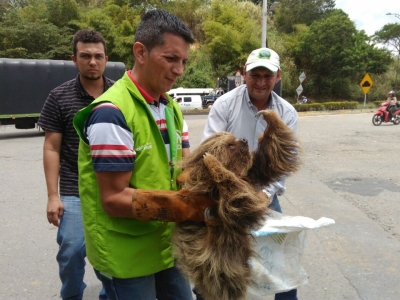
[174,47,216,88]
[374,23,400,55]
[70,3,143,65]
[46,0,79,27]
[342,31,391,77]
[70,8,116,50]
[293,9,391,99]
[19,0,49,22]
[0,1,11,22]
[202,0,261,76]
[374,23,400,92]
[274,24,309,99]
[109,20,137,68]
[274,0,335,33]
[166,0,210,42]
[0,7,72,59]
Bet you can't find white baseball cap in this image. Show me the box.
[245,48,280,73]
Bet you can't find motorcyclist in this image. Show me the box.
[387,91,398,120]
[297,95,307,104]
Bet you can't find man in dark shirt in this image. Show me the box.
[38,29,113,300]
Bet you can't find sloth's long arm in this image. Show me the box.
[202,152,241,184]
[247,110,301,187]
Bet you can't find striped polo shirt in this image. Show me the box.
[38,75,114,196]
[83,70,190,172]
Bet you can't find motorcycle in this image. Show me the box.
[372,101,400,126]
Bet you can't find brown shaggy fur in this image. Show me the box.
[172,110,301,300]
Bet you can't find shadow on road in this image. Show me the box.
[0,129,45,140]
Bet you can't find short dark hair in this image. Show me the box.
[73,29,107,56]
[134,10,194,53]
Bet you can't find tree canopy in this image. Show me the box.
[374,23,400,54]
[0,0,397,100]
[291,9,391,98]
[274,0,335,33]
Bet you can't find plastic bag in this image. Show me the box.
[247,211,335,297]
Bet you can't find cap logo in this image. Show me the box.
[258,50,271,59]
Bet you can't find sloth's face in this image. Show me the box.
[202,132,252,177]
[225,135,249,156]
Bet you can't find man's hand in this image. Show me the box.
[47,194,63,227]
[132,189,214,222]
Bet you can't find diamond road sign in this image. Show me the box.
[296,84,303,95]
[360,73,373,95]
[299,72,306,83]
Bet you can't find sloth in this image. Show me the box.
[172,110,301,300]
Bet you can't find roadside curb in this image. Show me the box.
[297,109,374,116]
[182,109,375,116]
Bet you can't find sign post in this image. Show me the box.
[299,72,306,83]
[360,73,373,108]
[296,85,303,98]
[296,72,306,103]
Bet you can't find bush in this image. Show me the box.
[373,100,385,107]
[293,101,358,112]
[293,103,324,111]
[323,101,358,110]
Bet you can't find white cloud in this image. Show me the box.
[335,0,399,36]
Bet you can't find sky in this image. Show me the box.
[334,0,400,36]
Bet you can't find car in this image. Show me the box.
[175,95,203,110]
[202,88,225,108]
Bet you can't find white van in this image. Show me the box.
[168,87,213,100]
[175,95,203,110]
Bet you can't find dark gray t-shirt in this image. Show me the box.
[38,75,114,196]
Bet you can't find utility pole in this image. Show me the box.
[386,12,400,91]
[262,0,268,47]
[395,54,399,91]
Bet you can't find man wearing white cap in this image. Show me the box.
[201,47,298,300]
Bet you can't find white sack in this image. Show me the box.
[247,211,335,298]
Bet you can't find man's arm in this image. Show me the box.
[86,105,210,222]
[202,98,228,141]
[182,119,190,157]
[95,170,213,222]
[43,131,63,227]
[94,135,193,218]
[95,171,135,217]
[182,148,190,157]
[285,109,298,133]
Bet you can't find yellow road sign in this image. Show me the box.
[360,73,373,95]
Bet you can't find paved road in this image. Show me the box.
[0,112,399,299]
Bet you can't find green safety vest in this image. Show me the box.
[73,73,184,278]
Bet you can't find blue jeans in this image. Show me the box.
[57,195,107,300]
[193,195,297,300]
[269,193,282,213]
[94,263,192,300]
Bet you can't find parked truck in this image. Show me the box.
[202,88,225,108]
[0,58,126,129]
